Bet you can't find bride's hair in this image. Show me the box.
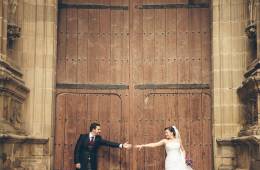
[164,126,176,137]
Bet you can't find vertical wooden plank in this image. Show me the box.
[153,9,166,83]
[76,95,87,135]
[132,0,143,84]
[142,8,155,83]
[189,8,202,83]
[143,93,154,170]
[167,93,179,126]
[122,9,130,83]
[154,9,166,83]
[190,93,202,123]
[202,93,212,170]
[190,93,202,169]
[85,94,91,132]
[166,9,178,83]
[134,92,145,170]
[88,10,99,82]
[64,95,77,170]
[177,8,189,83]
[109,94,121,170]
[121,91,130,170]
[57,9,67,83]
[154,94,166,169]
[111,10,123,83]
[77,9,89,83]
[177,94,189,147]
[201,8,211,84]
[98,94,111,170]
[99,9,111,83]
[66,9,78,83]
[88,94,99,122]
[54,95,65,170]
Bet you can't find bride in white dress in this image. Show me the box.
[136,126,192,170]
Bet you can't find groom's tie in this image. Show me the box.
[90,136,94,142]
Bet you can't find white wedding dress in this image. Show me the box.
[165,139,189,170]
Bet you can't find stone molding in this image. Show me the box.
[217,135,260,145]
[0,133,48,144]
[0,59,29,101]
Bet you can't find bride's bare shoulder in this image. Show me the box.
[161,139,167,143]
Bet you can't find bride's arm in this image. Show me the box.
[136,139,166,150]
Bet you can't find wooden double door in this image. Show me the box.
[55,0,212,170]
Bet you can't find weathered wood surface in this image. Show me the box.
[55,0,212,169]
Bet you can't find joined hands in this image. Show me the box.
[123,142,132,149]
[135,145,144,151]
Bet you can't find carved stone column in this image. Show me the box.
[232,0,260,169]
[238,0,259,135]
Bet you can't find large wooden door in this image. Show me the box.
[55,0,212,170]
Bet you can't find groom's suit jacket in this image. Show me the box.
[74,133,121,170]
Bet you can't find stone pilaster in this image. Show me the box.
[213,0,248,169]
[218,0,260,170]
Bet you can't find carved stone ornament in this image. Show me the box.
[7,0,20,46]
[7,23,21,41]
[8,99,23,129]
[246,0,257,39]
[245,23,257,40]
[237,77,258,127]
[8,0,18,22]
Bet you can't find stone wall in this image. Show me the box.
[212,0,248,169]
[0,0,57,169]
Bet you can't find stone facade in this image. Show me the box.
[212,0,247,169]
[0,0,57,170]
[0,0,259,170]
[214,0,260,170]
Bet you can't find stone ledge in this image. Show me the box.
[217,135,260,145]
[218,165,235,170]
[0,133,49,144]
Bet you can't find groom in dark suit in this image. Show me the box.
[74,122,131,170]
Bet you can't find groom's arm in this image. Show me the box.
[98,136,122,148]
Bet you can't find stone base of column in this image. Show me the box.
[218,165,235,170]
